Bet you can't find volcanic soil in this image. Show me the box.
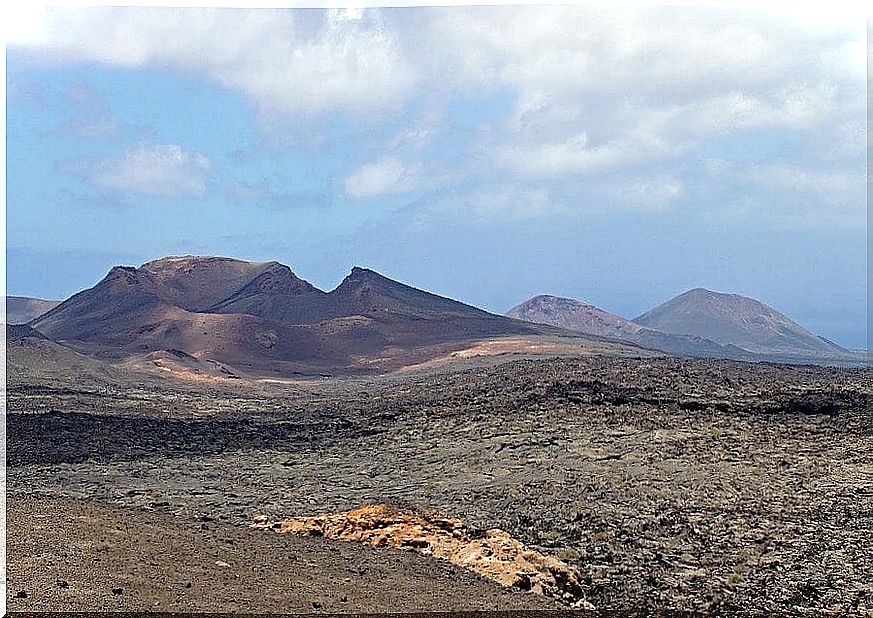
[6,354,872,614]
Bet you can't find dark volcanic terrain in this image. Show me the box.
[7,350,872,614]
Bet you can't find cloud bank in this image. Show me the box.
[10,5,866,226]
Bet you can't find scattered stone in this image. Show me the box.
[8,355,872,614]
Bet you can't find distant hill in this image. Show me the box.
[507,295,752,360]
[31,256,638,376]
[632,288,852,361]
[7,323,50,341]
[6,296,61,324]
[507,295,643,339]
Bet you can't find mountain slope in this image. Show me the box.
[330,267,493,320]
[507,295,751,360]
[30,256,633,376]
[30,260,342,369]
[632,288,848,359]
[139,256,297,312]
[31,265,185,346]
[6,296,61,324]
[206,261,329,324]
[7,323,50,341]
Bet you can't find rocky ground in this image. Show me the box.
[6,355,873,614]
[7,496,553,613]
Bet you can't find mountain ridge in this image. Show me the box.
[508,290,860,364]
[506,295,753,361]
[30,256,637,376]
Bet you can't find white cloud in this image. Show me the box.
[61,143,212,198]
[54,80,121,138]
[747,164,866,201]
[607,175,684,208]
[343,155,423,199]
[423,6,863,179]
[495,131,680,178]
[12,7,417,115]
[700,157,866,229]
[11,5,867,225]
[13,6,863,121]
[66,114,120,138]
[225,180,264,202]
[391,104,446,149]
[462,186,551,220]
[424,6,863,98]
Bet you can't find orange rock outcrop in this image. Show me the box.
[251,504,592,608]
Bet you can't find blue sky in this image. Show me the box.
[5,5,868,347]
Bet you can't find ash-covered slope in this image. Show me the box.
[137,256,300,312]
[31,257,355,371]
[6,296,61,324]
[205,260,329,324]
[632,288,849,360]
[330,267,493,319]
[507,295,751,360]
[31,256,613,375]
[317,267,535,347]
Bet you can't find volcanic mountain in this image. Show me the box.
[31,256,637,376]
[632,288,851,361]
[6,296,61,324]
[507,295,750,360]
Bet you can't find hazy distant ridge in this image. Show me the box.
[6,296,61,325]
[508,290,861,365]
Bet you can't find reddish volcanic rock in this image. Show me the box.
[252,504,593,608]
[30,255,625,377]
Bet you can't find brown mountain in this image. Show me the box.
[31,256,635,376]
[507,295,751,360]
[206,260,327,323]
[6,296,61,324]
[632,288,851,361]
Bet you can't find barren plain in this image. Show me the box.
[6,351,872,614]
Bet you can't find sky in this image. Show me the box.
[4,4,868,347]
